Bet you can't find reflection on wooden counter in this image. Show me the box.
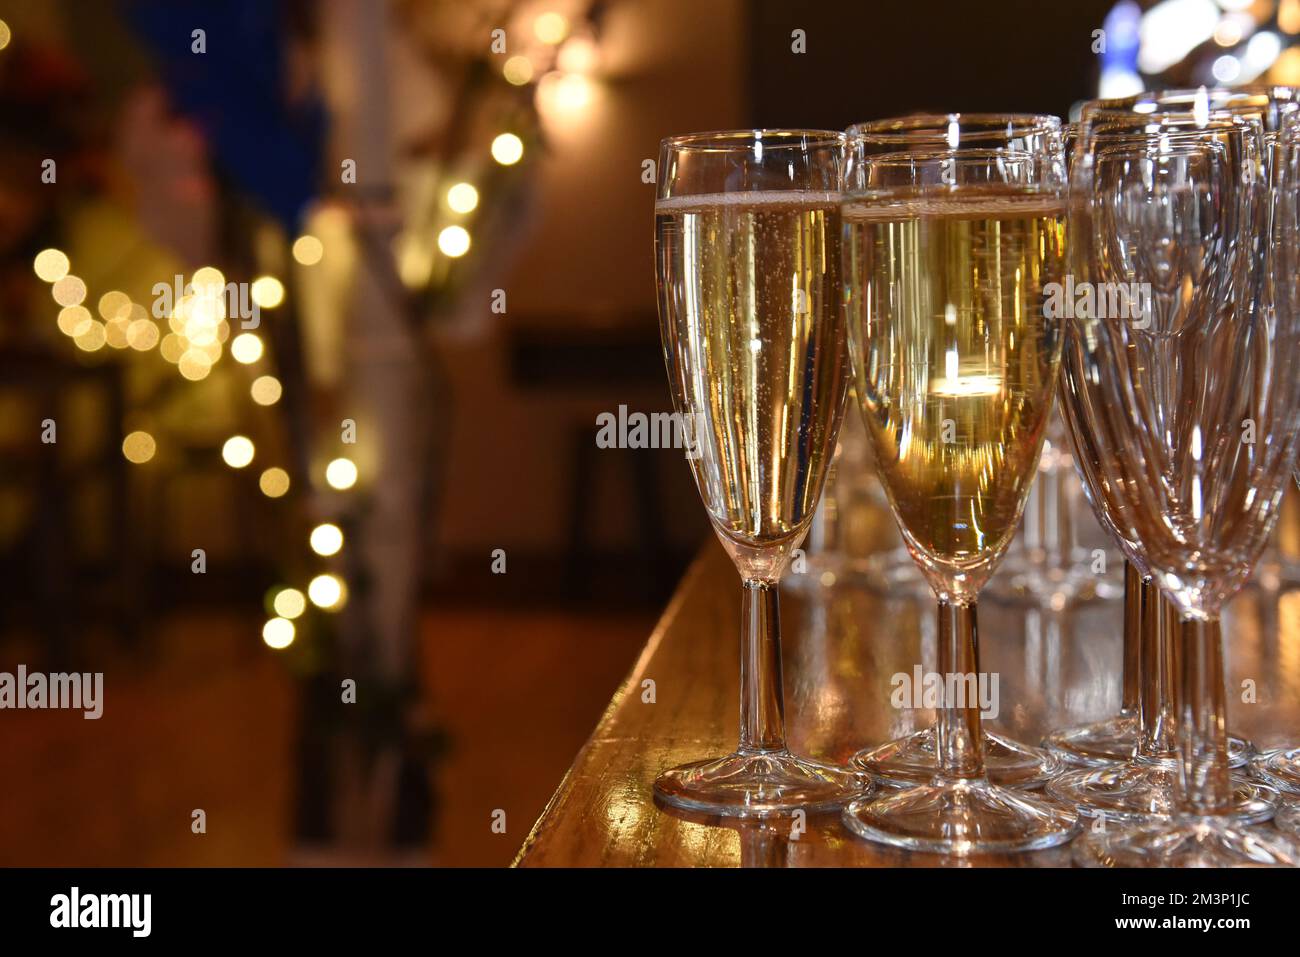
[513,538,1300,867]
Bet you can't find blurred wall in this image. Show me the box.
[432,0,746,573]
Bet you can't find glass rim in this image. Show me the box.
[660,129,846,152]
[1079,112,1263,143]
[1086,85,1298,115]
[846,112,1062,144]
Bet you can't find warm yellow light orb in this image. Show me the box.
[534,11,569,45]
[231,332,264,364]
[438,225,471,258]
[503,55,534,86]
[491,132,524,166]
[222,435,255,468]
[292,235,324,265]
[447,182,479,214]
[308,574,346,609]
[57,306,93,338]
[325,457,358,490]
[310,523,343,556]
[274,588,307,619]
[122,431,156,464]
[262,617,295,649]
[127,319,161,351]
[33,248,68,282]
[251,375,283,406]
[251,276,285,309]
[52,275,87,307]
[259,467,291,498]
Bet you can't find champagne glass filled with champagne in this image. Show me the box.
[1065,105,1300,866]
[652,130,869,816]
[839,114,1079,852]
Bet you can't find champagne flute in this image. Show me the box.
[653,130,869,816]
[1050,93,1294,811]
[839,114,1079,852]
[1065,107,1300,866]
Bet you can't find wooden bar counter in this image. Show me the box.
[514,539,1300,867]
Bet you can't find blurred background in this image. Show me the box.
[1,0,1296,867]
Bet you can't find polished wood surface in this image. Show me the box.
[514,538,1300,867]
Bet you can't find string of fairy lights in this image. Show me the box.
[18,4,595,655]
[31,125,522,652]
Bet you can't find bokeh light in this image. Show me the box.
[251,276,285,309]
[52,275,87,307]
[491,132,524,165]
[534,11,569,44]
[503,55,534,85]
[262,617,295,650]
[447,182,479,214]
[33,248,69,282]
[259,467,291,498]
[251,375,283,406]
[122,431,156,464]
[273,588,307,619]
[309,523,343,556]
[308,574,346,609]
[438,225,471,258]
[325,457,358,490]
[231,333,264,364]
[221,436,255,468]
[292,235,324,265]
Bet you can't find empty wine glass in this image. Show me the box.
[838,114,1079,852]
[1063,105,1300,866]
[652,130,869,816]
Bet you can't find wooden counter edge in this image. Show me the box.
[510,546,718,867]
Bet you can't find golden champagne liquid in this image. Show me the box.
[844,192,1066,601]
[656,191,848,556]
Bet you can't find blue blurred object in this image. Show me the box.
[1101,0,1142,74]
[125,0,326,230]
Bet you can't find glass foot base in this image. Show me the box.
[1074,816,1300,867]
[842,777,1080,854]
[1043,714,1139,767]
[1045,719,1252,769]
[1276,802,1300,840]
[1252,747,1300,795]
[654,750,870,818]
[853,726,1060,789]
[1046,761,1278,825]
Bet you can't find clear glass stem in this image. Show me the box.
[1120,561,1141,715]
[1137,575,1178,760]
[739,580,787,754]
[1175,615,1234,815]
[935,599,984,779]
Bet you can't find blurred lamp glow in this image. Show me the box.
[274,588,307,619]
[259,467,291,498]
[325,457,358,490]
[251,276,285,308]
[308,574,346,609]
[310,523,343,556]
[491,133,524,165]
[251,375,283,405]
[534,11,569,44]
[503,55,534,85]
[231,333,264,364]
[34,249,69,282]
[292,234,324,265]
[262,617,295,650]
[222,436,255,468]
[438,225,471,257]
[122,431,156,464]
[447,182,479,214]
